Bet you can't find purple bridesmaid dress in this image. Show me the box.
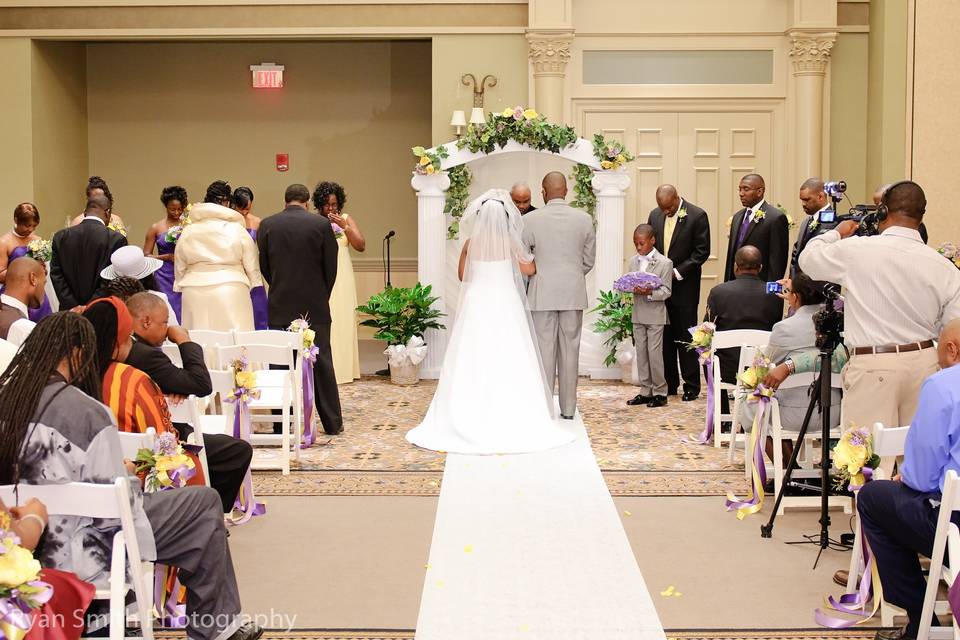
[5,245,53,321]
[247,228,268,330]
[154,234,182,323]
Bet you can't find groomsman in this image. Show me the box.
[723,174,789,283]
[790,178,836,278]
[647,184,710,401]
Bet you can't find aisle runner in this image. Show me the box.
[414,416,666,640]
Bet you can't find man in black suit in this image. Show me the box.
[124,292,253,514]
[51,194,127,309]
[647,184,710,401]
[790,178,838,278]
[258,184,343,435]
[706,246,784,384]
[723,174,789,283]
[510,182,536,215]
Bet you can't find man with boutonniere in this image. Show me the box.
[723,173,789,284]
[647,184,710,401]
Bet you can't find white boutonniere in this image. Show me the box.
[677,208,688,221]
[809,218,820,231]
[752,210,765,223]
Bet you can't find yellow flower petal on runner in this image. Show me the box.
[660,586,675,597]
[463,545,473,553]
[623,510,632,516]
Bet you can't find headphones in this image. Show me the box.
[877,180,926,221]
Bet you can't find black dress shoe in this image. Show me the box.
[561,414,574,420]
[875,625,916,640]
[682,391,699,402]
[325,425,344,435]
[229,623,265,640]
[667,388,679,396]
[646,395,668,408]
[626,394,653,406]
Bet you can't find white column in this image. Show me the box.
[583,170,631,378]
[412,171,451,379]
[788,31,836,181]
[526,32,573,122]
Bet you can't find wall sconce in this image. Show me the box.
[461,73,498,108]
[450,110,467,138]
[469,108,486,126]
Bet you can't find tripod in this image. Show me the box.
[760,344,843,569]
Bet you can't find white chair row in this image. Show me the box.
[0,479,154,640]
[710,329,771,450]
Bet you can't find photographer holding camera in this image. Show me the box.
[798,180,960,430]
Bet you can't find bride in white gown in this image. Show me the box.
[406,190,577,455]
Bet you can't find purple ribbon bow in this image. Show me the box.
[300,345,319,449]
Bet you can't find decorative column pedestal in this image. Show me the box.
[788,31,836,182]
[411,172,451,379]
[583,170,631,379]
[526,32,573,122]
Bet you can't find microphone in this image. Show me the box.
[384,230,396,240]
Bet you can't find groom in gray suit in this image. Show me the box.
[522,172,597,419]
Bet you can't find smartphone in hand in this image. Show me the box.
[766,282,784,294]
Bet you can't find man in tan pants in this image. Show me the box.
[799,180,960,430]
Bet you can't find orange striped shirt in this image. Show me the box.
[102,362,173,435]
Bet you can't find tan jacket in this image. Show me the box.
[174,203,263,291]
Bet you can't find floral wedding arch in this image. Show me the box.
[409,107,635,379]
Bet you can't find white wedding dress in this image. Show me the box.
[406,191,576,455]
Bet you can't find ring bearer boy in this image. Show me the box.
[626,224,673,408]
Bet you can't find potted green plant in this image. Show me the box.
[590,289,635,383]
[357,283,446,385]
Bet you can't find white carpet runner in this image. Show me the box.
[413,415,667,639]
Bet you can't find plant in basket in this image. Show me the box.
[590,289,634,368]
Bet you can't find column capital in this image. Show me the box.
[411,172,451,196]
[788,31,837,76]
[526,31,574,76]
[591,170,631,196]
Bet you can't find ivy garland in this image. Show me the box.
[412,108,635,238]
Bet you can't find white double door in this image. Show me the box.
[583,109,774,311]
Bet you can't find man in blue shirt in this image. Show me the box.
[857,319,960,640]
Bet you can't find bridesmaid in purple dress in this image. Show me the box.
[143,185,187,323]
[232,186,268,330]
[0,202,52,321]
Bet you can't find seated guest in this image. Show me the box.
[99,246,179,325]
[705,245,784,383]
[125,292,253,513]
[82,296,174,435]
[101,274,147,301]
[0,312,262,640]
[0,256,46,345]
[736,272,847,464]
[857,319,960,640]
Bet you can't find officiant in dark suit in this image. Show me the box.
[258,183,343,435]
[723,174,789,283]
[647,184,710,401]
[50,194,127,309]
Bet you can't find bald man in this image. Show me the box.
[510,182,536,215]
[647,184,710,400]
[51,194,127,308]
[705,245,784,383]
[723,173,789,283]
[875,183,929,244]
[0,257,46,345]
[856,320,960,640]
[523,171,596,419]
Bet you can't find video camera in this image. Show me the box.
[820,179,882,237]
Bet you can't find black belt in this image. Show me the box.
[852,340,935,356]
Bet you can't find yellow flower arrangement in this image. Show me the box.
[832,426,880,488]
[0,536,41,588]
[235,371,257,390]
[523,108,538,120]
[419,155,431,166]
[501,107,514,117]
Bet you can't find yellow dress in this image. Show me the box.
[330,230,361,383]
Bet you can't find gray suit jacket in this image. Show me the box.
[627,250,673,325]
[522,199,596,311]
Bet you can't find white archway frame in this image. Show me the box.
[411,138,632,379]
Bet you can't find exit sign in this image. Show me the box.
[250,63,284,89]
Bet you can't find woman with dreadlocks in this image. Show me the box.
[0,312,261,640]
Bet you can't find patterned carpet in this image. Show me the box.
[156,629,878,640]
[251,377,748,497]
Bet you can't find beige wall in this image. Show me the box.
[865,0,908,192]
[86,39,431,261]
[829,32,869,204]
[0,39,35,225]
[910,0,960,246]
[31,41,88,236]
[431,34,529,145]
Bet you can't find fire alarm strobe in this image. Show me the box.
[250,62,284,89]
[276,153,289,172]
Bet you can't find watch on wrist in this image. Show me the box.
[784,359,796,374]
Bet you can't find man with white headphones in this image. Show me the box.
[799,180,960,430]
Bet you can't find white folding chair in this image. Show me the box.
[166,396,211,489]
[187,330,235,368]
[725,343,765,471]
[918,469,960,640]
[232,330,304,437]
[216,345,295,475]
[843,423,920,627]
[160,342,183,367]
[0,479,155,640]
[769,372,848,514]
[710,329,771,449]
[116,428,156,461]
